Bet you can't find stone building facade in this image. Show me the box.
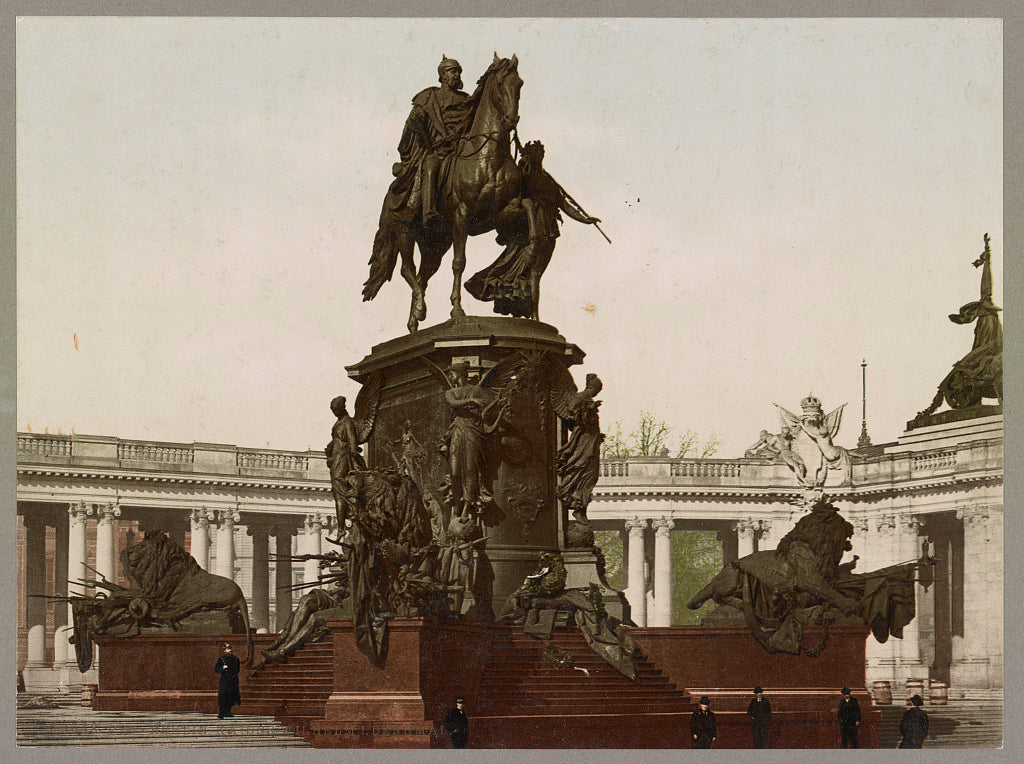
[16,412,1001,696]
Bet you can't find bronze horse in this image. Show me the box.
[363,54,532,333]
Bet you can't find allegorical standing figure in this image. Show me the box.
[444,695,470,748]
[690,695,717,748]
[899,694,929,749]
[837,686,862,748]
[326,396,366,527]
[214,642,241,719]
[467,140,601,319]
[747,686,772,748]
[556,373,604,523]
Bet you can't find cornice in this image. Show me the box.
[17,465,331,493]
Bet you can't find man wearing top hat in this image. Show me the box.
[690,695,717,748]
[444,695,469,748]
[899,694,929,748]
[214,642,241,719]
[837,686,862,748]
[747,686,772,748]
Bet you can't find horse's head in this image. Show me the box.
[480,53,522,132]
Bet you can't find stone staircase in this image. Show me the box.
[240,635,335,734]
[877,698,1003,748]
[17,693,310,747]
[475,628,693,715]
[469,627,694,747]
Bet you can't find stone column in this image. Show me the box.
[848,516,871,573]
[652,517,674,627]
[736,518,756,558]
[952,505,994,688]
[65,502,93,672]
[190,508,214,570]
[865,512,898,686]
[215,510,240,581]
[274,528,295,628]
[303,514,325,584]
[897,514,924,684]
[52,515,69,666]
[247,523,271,633]
[94,503,121,584]
[719,527,739,566]
[23,515,48,669]
[625,517,648,627]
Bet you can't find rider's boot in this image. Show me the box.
[422,158,442,230]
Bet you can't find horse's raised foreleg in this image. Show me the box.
[450,204,469,319]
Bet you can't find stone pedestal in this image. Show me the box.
[347,317,622,617]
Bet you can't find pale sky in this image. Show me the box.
[16,17,1002,456]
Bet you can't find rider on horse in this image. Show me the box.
[397,56,473,228]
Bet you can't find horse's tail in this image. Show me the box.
[363,216,401,301]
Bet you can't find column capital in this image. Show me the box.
[22,512,48,532]
[625,516,648,533]
[96,502,122,526]
[68,501,94,526]
[956,505,990,527]
[852,516,870,534]
[652,517,674,535]
[190,507,215,529]
[876,513,896,532]
[304,513,325,533]
[899,514,922,534]
[245,520,272,538]
[217,509,241,526]
[736,518,758,535]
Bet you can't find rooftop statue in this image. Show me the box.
[363,54,532,333]
[916,233,1003,419]
[774,396,851,489]
[60,531,253,672]
[687,497,932,656]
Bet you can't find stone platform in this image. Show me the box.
[90,619,880,748]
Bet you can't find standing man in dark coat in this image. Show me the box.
[444,696,469,748]
[747,686,772,748]
[214,642,241,719]
[837,686,862,748]
[899,694,929,748]
[690,695,717,748]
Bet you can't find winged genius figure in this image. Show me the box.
[775,396,850,488]
[422,357,517,519]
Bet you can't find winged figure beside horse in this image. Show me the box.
[362,54,605,333]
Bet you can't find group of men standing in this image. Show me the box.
[690,686,928,749]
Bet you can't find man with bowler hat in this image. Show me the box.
[214,642,241,719]
[690,695,717,748]
[747,686,772,748]
[899,694,929,748]
[837,686,862,748]
[444,696,469,748]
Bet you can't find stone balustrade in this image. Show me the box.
[17,434,71,458]
[17,432,326,480]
